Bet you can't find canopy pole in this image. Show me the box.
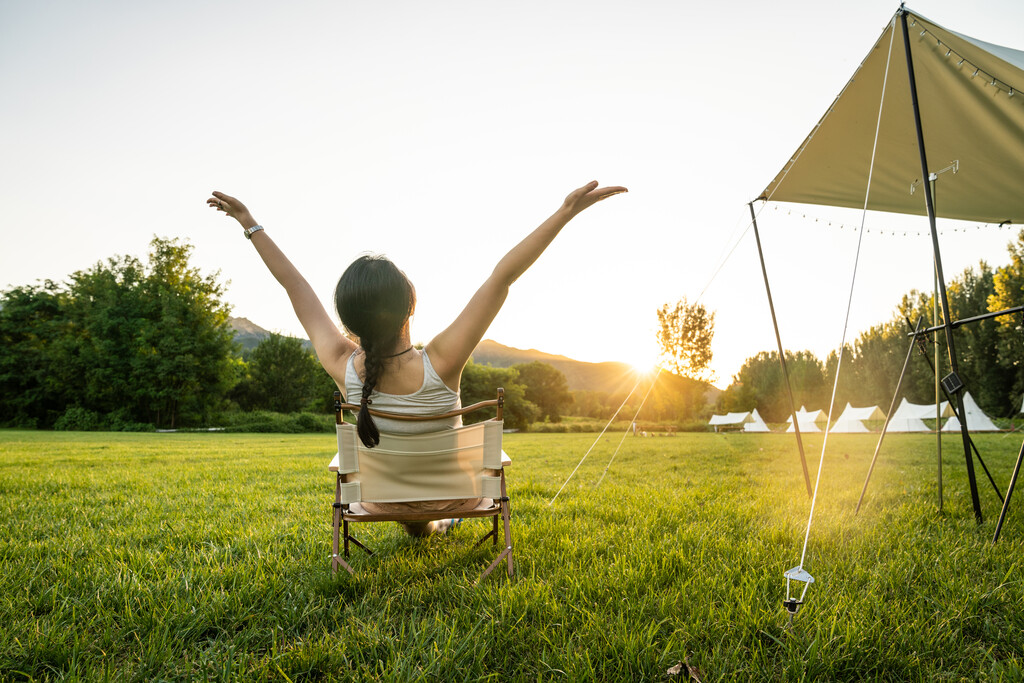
[899,9,982,523]
[856,317,924,514]
[749,201,813,498]
[993,441,1024,543]
[932,176,943,514]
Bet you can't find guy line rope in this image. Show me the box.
[548,372,646,506]
[595,367,664,489]
[783,16,896,622]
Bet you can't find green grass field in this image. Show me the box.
[2,429,1024,681]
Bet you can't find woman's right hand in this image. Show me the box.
[561,181,628,217]
[207,190,258,229]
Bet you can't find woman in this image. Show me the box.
[207,180,626,534]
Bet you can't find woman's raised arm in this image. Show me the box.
[207,191,356,380]
[426,181,626,389]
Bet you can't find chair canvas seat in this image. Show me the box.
[343,497,499,522]
[330,389,513,583]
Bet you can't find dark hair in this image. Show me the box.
[335,255,416,448]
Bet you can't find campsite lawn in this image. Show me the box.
[2,429,1024,681]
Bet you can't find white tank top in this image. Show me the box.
[344,350,462,434]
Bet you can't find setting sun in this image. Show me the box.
[627,342,664,376]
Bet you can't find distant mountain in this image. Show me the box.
[228,317,311,352]
[226,320,719,405]
[471,340,721,405]
[471,339,637,394]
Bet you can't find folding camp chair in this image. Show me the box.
[329,388,513,582]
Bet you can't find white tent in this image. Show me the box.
[888,397,937,430]
[744,408,772,433]
[887,397,953,432]
[942,392,999,432]
[786,406,824,434]
[708,411,752,432]
[831,403,885,433]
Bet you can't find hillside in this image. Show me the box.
[228,317,311,353]
[227,320,719,405]
[471,339,720,405]
[471,339,638,394]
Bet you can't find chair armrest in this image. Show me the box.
[501,449,512,468]
[328,452,340,472]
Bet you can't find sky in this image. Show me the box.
[2,0,1023,388]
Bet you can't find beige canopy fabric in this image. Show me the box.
[760,7,1024,224]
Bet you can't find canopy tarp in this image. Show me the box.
[744,408,772,433]
[709,411,753,432]
[709,411,753,426]
[759,7,1024,225]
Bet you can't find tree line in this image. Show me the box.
[0,237,594,431]
[716,231,1024,422]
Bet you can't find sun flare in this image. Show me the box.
[628,345,663,376]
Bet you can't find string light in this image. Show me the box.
[768,206,1015,238]
[911,17,1021,99]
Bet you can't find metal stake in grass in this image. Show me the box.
[783,565,814,626]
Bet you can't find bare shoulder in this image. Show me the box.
[424,339,463,391]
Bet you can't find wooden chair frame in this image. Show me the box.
[330,388,513,583]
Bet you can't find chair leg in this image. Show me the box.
[478,474,514,584]
[347,531,373,556]
[332,553,355,575]
[331,502,354,575]
[500,472,514,577]
[473,525,496,549]
[500,502,514,578]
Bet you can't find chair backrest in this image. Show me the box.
[331,389,504,505]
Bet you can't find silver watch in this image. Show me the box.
[244,224,264,240]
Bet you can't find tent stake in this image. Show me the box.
[899,9,982,523]
[749,201,813,498]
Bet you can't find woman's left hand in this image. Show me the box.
[207,191,258,229]
[560,181,628,217]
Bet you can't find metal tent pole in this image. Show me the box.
[749,201,813,498]
[932,177,943,513]
[900,10,982,522]
[993,441,1024,543]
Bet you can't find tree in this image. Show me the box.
[0,281,68,427]
[459,360,537,430]
[0,237,236,429]
[717,350,826,423]
[233,334,323,413]
[511,361,573,422]
[990,231,1024,412]
[656,298,715,383]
